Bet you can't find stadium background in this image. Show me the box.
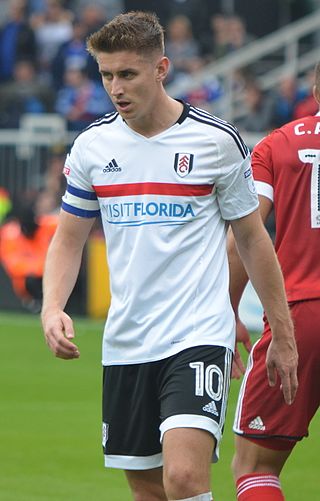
[1,0,319,320]
[0,1,319,499]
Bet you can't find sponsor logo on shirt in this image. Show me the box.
[101,201,195,226]
[103,159,122,173]
[63,166,71,176]
[174,153,194,177]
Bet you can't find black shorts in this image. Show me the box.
[102,345,233,470]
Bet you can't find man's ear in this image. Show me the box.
[312,84,320,105]
[156,56,170,82]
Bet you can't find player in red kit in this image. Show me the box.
[228,62,320,501]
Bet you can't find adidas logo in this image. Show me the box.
[202,401,218,416]
[248,416,265,431]
[103,159,121,173]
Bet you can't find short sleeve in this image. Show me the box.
[62,137,100,218]
[215,133,259,220]
[251,134,274,202]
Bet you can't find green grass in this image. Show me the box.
[0,312,318,500]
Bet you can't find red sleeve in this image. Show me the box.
[251,133,274,187]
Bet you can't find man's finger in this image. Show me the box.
[279,373,293,405]
[243,338,253,353]
[282,370,298,405]
[231,362,242,379]
[267,363,277,388]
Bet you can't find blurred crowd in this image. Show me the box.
[0,0,116,130]
[0,0,317,133]
[0,150,64,311]
[0,0,317,311]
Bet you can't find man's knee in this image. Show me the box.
[125,468,166,501]
[232,436,261,480]
[232,435,292,480]
[231,451,239,480]
[164,462,209,499]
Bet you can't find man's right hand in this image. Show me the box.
[41,309,80,360]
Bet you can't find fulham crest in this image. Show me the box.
[174,153,194,177]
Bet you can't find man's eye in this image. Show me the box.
[102,73,112,80]
[122,72,134,79]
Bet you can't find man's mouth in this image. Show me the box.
[116,100,131,111]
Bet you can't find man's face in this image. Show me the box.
[96,50,166,124]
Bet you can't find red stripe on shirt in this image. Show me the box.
[93,182,214,197]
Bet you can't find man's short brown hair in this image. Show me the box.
[87,11,165,58]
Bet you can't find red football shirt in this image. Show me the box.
[252,113,320,301]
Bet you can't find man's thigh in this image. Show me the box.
[102,345,233,469]
[102,361,163,470]
[162,427,214,484]
[159,345,233,462]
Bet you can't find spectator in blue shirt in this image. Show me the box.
[54,62,114,130]
[0,0,37,82]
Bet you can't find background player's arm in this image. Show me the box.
[41,210,95,360]
[229,208,298,405]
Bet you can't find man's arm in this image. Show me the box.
[228,195,273,316]
[227,196,272,377]
[229,207,298,405]
[41,210,96,360]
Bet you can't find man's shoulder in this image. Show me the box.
[186,104,249,157]
[187,104,237,134]
[73,111,119,145]
[280,113,320,133]
[264,114,320,149]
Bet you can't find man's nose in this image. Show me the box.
[110,77,123,96]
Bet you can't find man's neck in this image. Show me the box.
[126,96,184,138]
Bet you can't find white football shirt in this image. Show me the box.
[62,103,259,365]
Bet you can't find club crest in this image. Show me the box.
[174,153,194,177]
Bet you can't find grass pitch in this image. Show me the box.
[0,311,318,500]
